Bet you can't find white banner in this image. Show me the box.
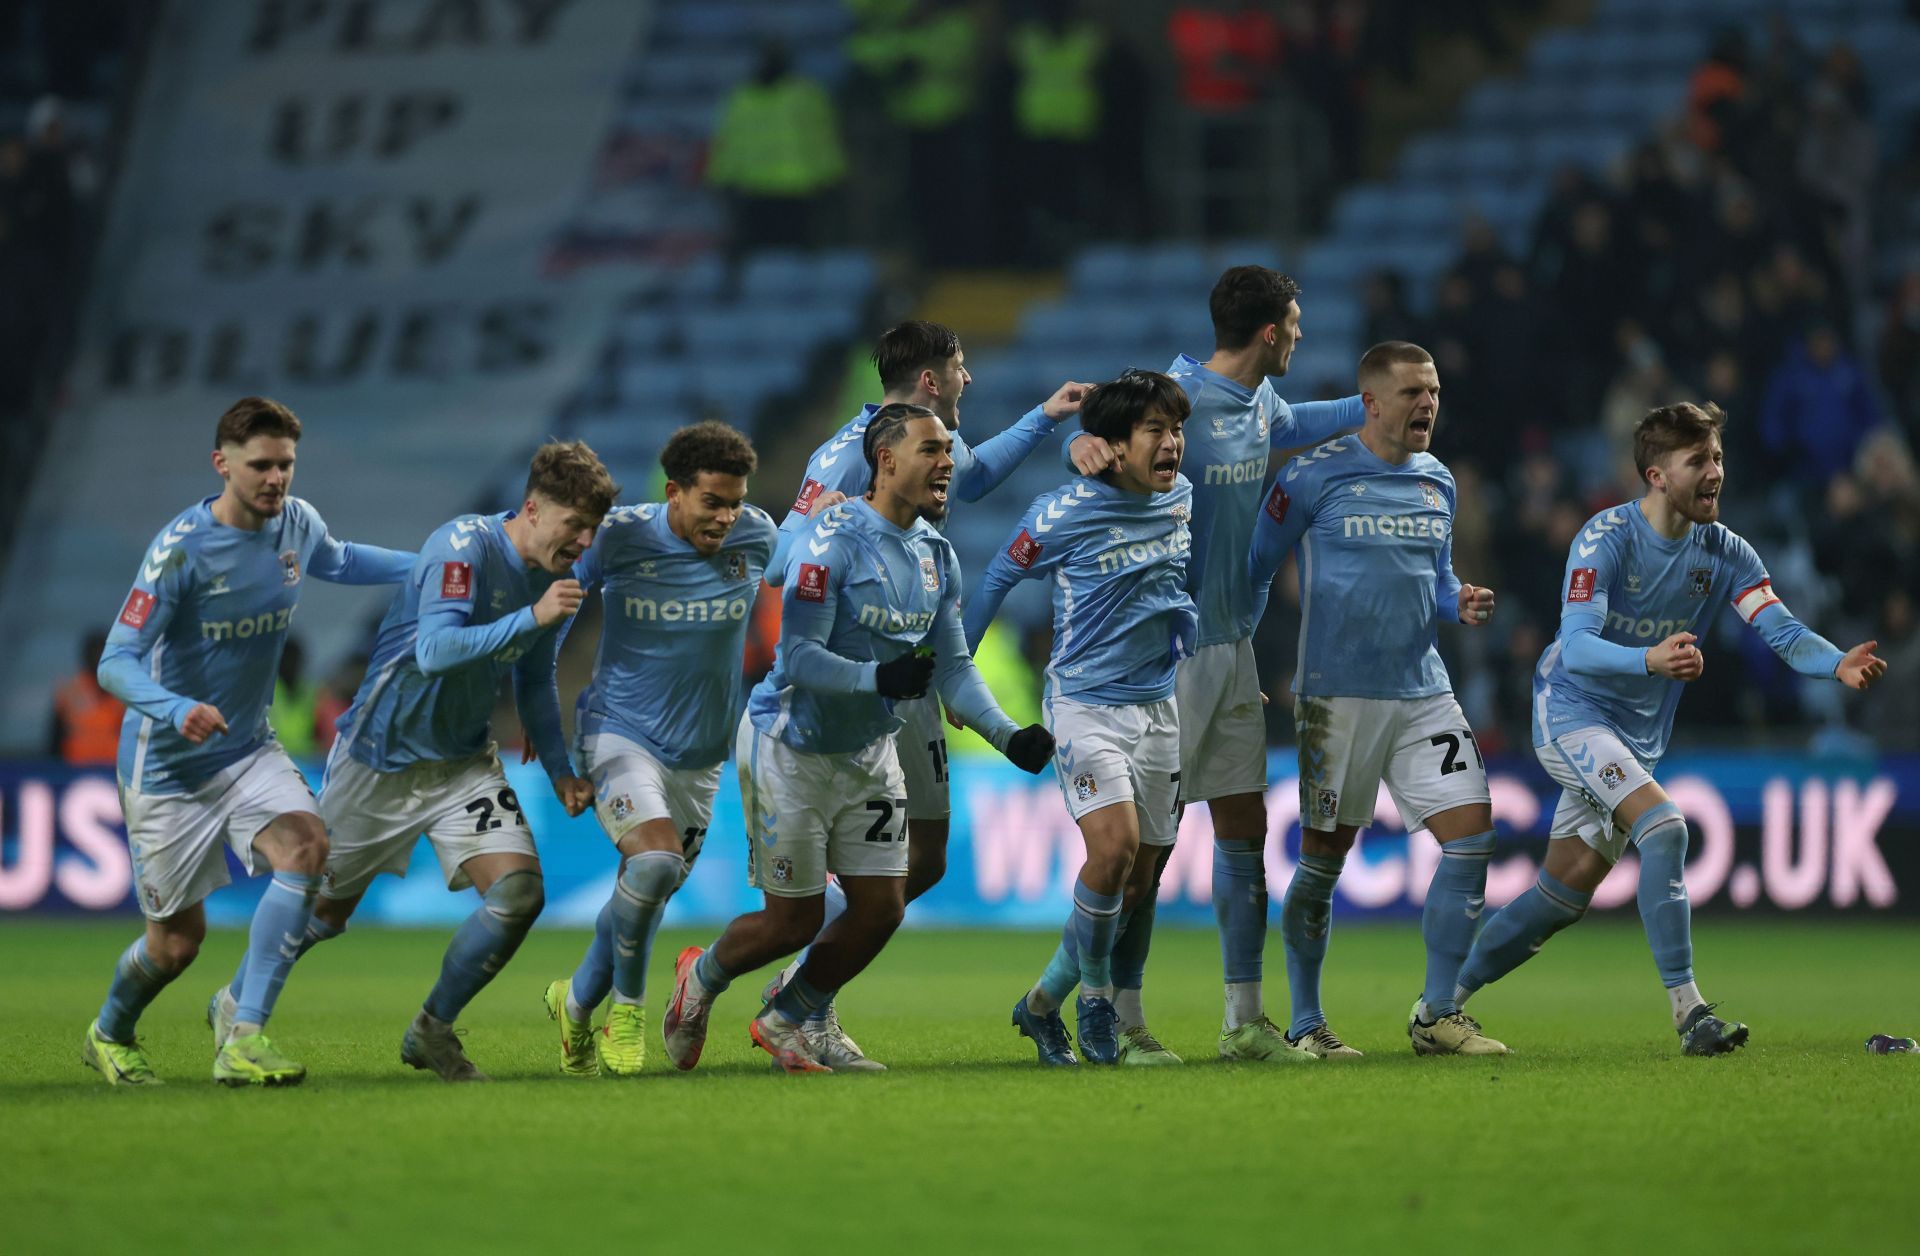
[1,0,654,746]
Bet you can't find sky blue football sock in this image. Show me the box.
[231,911,341,1007]
[1281,851,1344,1038]
[1111,893,1156,992]
[1211,838,1267,984]
[1421,831,1495,1017]
[770,969,835,1025]
[233,872,318,1028]
[693,943,734,996]
[569,898,617,1013]
[1069,879,1124,992]
[423,871,542,1023]
[610,851,684,1005]
[1037,927,1081,1004]
[1457,868,1591,997]
[96,936,173,1043]
[1632,803,1695,987]
[802,878,850,1023]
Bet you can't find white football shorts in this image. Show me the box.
[894,694,951,821]
[319,742,537,899]
[1294,692,1491,833]
[1176,638,1268,804]
[121,740,318,919]
[578,731,719,880]
[1045,694,1182,846]
[1536,725,1657,864]
[736,715,907,898]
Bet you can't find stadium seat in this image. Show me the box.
[1209,237,1287,273]
[1068,244,1147,296]
[1139,242,1216,293]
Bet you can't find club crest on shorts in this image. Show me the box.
[280,548,302,586]
[725,552,748,582]
[921,555,940,591]
[1420,482,1443,510]
[1074,772,1098,801]
[1688,567,1712,598]
[1599,762,1625,789]
[770,855,794,884]
[609,793,634,823]
[1316,788,1338,819]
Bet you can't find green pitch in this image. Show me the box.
[2,920,1914,1254]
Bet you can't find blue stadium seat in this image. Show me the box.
[1397,135,1455,183]
[1332,186,1402,239]
[1461,78,1526,130]
[617,307,678,355]
[1514,81,1584,129]
[1017,302,1094,349]
[666,255,727,304]
[1210,237,1287,273]
[1068,244,1147,296]
[619,359,694,406]
[687,354,806,415]
[1139,242,1215,293]
[1529,30,1594,79]
[810,249,877,300]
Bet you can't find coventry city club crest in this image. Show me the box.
[609,794,634,823]
[771,856,794,884]
[279,549,301,586]
[1599,763,1625,790]
[1075,772,1099,801]
[725,552,749,582]
[1420,482,1443,510]
[1688,568,1712,598]
[920,555,940,591]
[1316,788,1338,818]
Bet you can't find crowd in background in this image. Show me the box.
[20,0,1920,759]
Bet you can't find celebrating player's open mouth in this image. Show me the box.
[929,470,950,506]
[1150,448,1180,489]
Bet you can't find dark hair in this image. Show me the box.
[1634,401,1727,483]
[214,396,301,447]
[872,321,961,394]
[661,420,757,485]
[1209,266,1301,351]
[862,402,938,473]
[525,440,619,517]
[1357,341,1435,390]
[1079,369,1192,443]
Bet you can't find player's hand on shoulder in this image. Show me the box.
[1003,723,1054,773]
[179,703,229,745]
[532,578,585,627]
[552,774,595,817]
[1070,435,1117,476]
[1042,381,1094,421]
[1458,584,1495,627]
[1837,640,1888,691]
[1646,631,1703,681]
[814,490,848,513]
[875,648,936,699]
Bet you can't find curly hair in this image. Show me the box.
[661,421,757,485]
[525,440,619,517]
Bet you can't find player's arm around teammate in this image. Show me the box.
[1248,344,1508,1059]
[87,397,414,1088]
[664,406,1049,1073]
[967,371,1197,1066]
[1456,402,1886,1055]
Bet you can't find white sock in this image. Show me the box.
[1083,983,1116,1003]
[231,1020,262,1040]
[1224,980,1263,1029]
[1026,984,1062,1017]
[779,957,801,987]
[1668,980,1705,1029]
[1113,988,1145,1032]
[610,991,641,1008]
[565,991,591,1023]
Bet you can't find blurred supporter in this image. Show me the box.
[1759,322,1880,488]
[49,630,122,766]
[1009,0,1106,263]
[268,637,322,760]
[706,41,847,256]
[1167,4,1282,111]
[1878,271,1920,437]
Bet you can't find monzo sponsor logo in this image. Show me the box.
[200,606,296,640]
[1605,610,1689,640]
[623,594,751,624]
[1203,456,1264,485]
[1341,514,1449,541]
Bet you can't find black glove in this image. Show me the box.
[875,649,936,700]
[1003,723,1054,774]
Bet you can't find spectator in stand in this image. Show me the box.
[1687,28,1749,156]
[49,631,123,766]
[1760,321,1880,488]
[706,41,847,257]
[1858,589,1920,751]
[1009,0,1106,263]
[1879,271,1920,439]
[1361,269,1419,345]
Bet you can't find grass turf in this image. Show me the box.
[0,919,1914,1253]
